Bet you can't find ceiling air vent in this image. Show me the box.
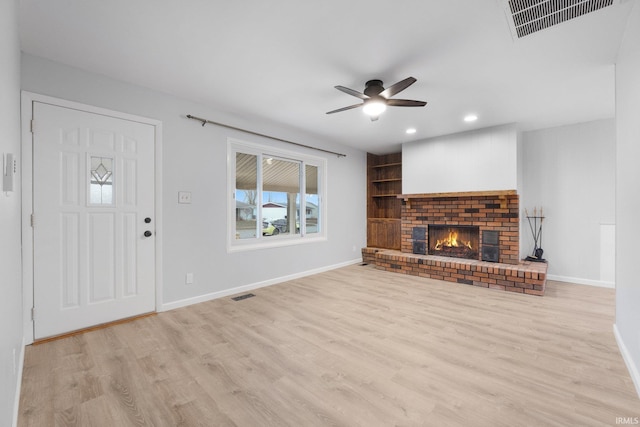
[503,0,615,38]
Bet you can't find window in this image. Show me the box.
[228,139,326,251]
[89,155,114,205]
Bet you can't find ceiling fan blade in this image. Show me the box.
[379,77,417,99]
[386,99,427,107]
[326,103,363,114]
[335,85,369,100]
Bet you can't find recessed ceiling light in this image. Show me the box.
[464,114,478,122]
[406,128,417,134]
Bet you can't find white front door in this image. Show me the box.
[32,102,156,339]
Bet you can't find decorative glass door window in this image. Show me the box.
[89,156,114,205]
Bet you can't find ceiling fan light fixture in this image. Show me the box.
[362,99,387,117]
[326,77,425,118]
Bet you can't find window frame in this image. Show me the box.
[227,138,327,252]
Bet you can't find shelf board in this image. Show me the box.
[372,178,402,183]
[372,194,401,198]
[368,218,401,222]
[371,162,402,169]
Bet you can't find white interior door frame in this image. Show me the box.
[21,91,164,345]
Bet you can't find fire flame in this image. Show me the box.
[434,231,473,250]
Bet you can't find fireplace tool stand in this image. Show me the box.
[525,208,546,262]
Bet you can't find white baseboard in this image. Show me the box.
[547,274,615,288]
[613,323,640,400]
[12,337,26,427]
[161,258,363,312]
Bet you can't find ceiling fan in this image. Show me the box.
[326,77,427,121]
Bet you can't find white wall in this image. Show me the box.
[615,0,640,398]
[521,119,616,286]
[21,54,367,308]
[0,0,23,424]
[402,124,518,194]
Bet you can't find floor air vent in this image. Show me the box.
[503,0,615,38]
[231,293,256,301]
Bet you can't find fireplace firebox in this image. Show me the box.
[428,225,479,260]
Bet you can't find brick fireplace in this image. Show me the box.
[401,191,520,264]
[363,190,548,295]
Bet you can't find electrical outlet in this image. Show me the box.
[178,191,192,204]
[186,273,194,284]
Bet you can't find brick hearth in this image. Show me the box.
[362,247,547,296]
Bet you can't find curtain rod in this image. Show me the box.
[186,114,347,158]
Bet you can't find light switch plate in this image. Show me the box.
[178,191,192,204]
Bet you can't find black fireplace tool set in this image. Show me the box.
[525,207,546,262]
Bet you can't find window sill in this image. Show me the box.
[227,234,327,253]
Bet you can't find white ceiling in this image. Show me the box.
[18,0,635,154]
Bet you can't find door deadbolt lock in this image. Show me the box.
[144,230,153,237]
[144,217,152,223]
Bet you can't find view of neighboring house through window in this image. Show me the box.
[235,152,258,239]
[229,139,326,250]
[262,156,301,237]
[305,164,319,234]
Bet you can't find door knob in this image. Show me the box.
[144,230,153,237]
[144,217,152,223]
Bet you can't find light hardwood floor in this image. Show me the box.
[19,265,640,426]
